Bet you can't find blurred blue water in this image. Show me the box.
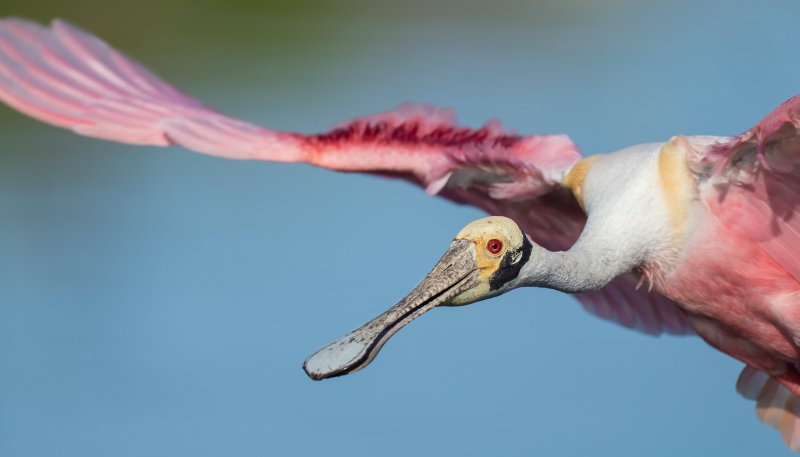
[1,1,800,455]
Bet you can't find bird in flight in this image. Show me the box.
[2,17,800,451]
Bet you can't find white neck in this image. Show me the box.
[520,237,633,293]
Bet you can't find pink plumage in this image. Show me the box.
[0,18,692,337]
[7,17,800,451]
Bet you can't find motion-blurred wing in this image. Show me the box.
[0,18,693,336]
[576,275,694,336]
[737,365,800,451]
[0,17,583,249]
[703,94,800,283]
[0,18,303,160]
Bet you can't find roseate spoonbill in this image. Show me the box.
[2,17,800,450]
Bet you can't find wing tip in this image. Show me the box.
[737,367,800,451]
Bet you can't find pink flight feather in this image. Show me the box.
[0,18,694,336]
[703,94,800,284]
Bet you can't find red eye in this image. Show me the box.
[487,239,503,254]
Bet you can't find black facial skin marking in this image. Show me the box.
[489,235,533,291]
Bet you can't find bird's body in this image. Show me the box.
[3,17,800,450]
[578,137,800,393]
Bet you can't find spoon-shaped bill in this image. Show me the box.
[303,239,478,380]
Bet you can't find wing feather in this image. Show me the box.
[577,275,694,336]
[703,93,800,284]
[0,17,693,336]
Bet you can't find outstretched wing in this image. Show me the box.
[701,93,800,284]
[0,18,693,336]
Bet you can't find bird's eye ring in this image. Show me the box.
[487,239,503,254]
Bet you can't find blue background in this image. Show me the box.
[1,0,799,455]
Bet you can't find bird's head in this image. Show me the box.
[303,216,534,380]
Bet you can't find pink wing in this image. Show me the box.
[703,94,800,284]
[0,18,693,336]
[575,275,694,335]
